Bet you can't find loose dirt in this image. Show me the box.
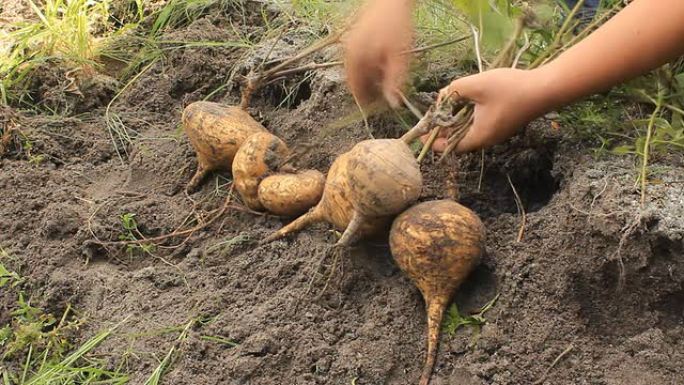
[1,3,683,385]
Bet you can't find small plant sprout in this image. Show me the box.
[443,293,500,336]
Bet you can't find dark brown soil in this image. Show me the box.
[1,3,683,385]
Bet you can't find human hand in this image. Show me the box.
[424,67,556,153]
[343,0,414,108]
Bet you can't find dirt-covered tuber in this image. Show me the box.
[232,132,290,211]
[183,101,266,192]
[389,199,485,385]
[263,136,422,246]
[258,170,325,217]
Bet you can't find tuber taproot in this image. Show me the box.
[183,101,266,192]
[389,199,485,385]
[232,132,290,211]
[263,133,424,246]
[258,170,326,217]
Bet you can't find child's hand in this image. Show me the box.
[343,0,413,108]
[424,68,555,153]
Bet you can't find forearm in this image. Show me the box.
[537,0,684,110]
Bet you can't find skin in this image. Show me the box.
[344,0,414,108]
[344,0,684,153]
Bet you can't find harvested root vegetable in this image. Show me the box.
[183,101,266,192]
[258,170,326,217]
[389,200,485,385]
[263,133,424,246]
[232,132,290,211]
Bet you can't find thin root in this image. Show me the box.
[240,30,344,110]
[506,174,527,242]
[533,344,575,385]
[88,185,235,249]
[186,164,210,193]
[261,206,324,244]
[335,211,364,247]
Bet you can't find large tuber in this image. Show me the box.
[262,136,422,246]
[389,199,485,385]
[183,101,266,192]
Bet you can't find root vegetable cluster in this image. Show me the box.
[182,98,486,385]
[182,102,324,216]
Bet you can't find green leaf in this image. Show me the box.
[674,72,684,87]
[451,0,515,50]
[0,264,21,288]
[0,326,12,347]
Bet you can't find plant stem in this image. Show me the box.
[469,24,483,73]
[639,87,664,207]
[530,0,586,69]
[406,34,470,55]
[539,2,624,67]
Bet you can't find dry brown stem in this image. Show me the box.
[506,174,527,242]
[240,30,345,109]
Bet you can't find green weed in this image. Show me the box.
[206,233,250,257]
[0,262,22,288]
[0,0,122,107]
[118,213,155,257]
[0,263,128,385]
[1,285,77,361]
[199,335,239,347]
[142,318,194,385]
[443,293,499,336]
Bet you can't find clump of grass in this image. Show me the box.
[280,0,358,35]
[0,0,123,107]
[142,318,194,385]
[148,0,240,36]
[0,262,129,385]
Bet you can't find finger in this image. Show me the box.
[420,134,448,153]
[437,74,482,105]
[432,137,448,153]
[344,52,382,107]
[381,54,409,109]
[454,121,491,154]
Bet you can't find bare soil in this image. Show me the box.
[1,2,683,385]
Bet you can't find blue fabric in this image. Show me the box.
[565,0,600,7]
[562,0,600,26]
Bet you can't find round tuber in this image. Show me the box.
[232,132,290,211]
[183,101,266,192]
[263,137,421,246]
[389,199,485,385]
[258,170,326,217]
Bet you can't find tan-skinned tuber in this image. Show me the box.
[182,101,266,192]
[261,117,433,246]
[389,199,485,385]
[258,170,326,217]
[232,132,290,211]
